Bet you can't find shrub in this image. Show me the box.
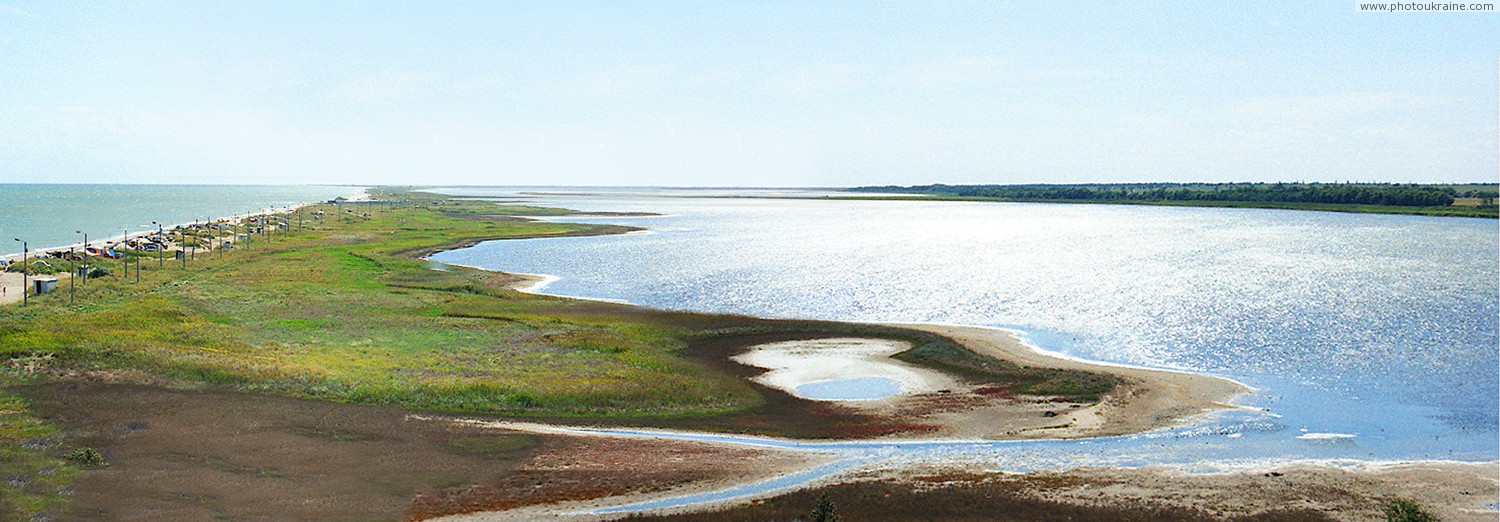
[66,447,104,466]
[808,492,840,522]
[5,260,58,275]
[1385,499,1438,522]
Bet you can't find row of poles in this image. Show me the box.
[9,207,308,307]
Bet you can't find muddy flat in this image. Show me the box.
[17,383,808,521]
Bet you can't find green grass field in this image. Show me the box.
[1,193,768,418]
[2,190,1118,416]
[0,189,1121,520]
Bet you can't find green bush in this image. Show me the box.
[1385,499,1438,522]
[808,492,841,522]
[65,447,104,466]
[5,260,59,275]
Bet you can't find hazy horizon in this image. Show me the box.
[3,2,1497,186]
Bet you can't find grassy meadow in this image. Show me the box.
[2,193,760,417]
[0,189,1121,519]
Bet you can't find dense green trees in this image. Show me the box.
[853,182,1496,208]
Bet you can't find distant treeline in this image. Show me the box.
[852,182,1499,208]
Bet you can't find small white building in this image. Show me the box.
[33,276,58,295]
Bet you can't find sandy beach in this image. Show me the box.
[0,199,345,307]
[0,272,23,305]
[892,323,1252,439]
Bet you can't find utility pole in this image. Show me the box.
[68,247,74,303]
[76,230,87,285]
[152,221,163,268]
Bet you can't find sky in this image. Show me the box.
[0,2,1496,187]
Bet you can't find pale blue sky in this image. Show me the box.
[1,1,1495,186]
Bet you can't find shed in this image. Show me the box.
[33,276,58,295]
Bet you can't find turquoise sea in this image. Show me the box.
[0,184,365,257]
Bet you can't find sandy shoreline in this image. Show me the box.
[489,263,1251,440]
[893,323,1251,439]
[1,192,366,304]
[0,190,365,266]
[471,243,1250,440]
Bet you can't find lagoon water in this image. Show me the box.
[431,188,1500,466]
[0,184,365,256]
[796,377,904,401]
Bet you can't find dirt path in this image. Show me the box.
[0,271,22,305]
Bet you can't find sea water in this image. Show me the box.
[429,188,1500,466]
[0,184,365,256]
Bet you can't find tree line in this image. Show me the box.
[851,182,1499,208]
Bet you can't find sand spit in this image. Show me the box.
[893,323,1251,439]
[478,262,1253,441]
[462,232,1245,440]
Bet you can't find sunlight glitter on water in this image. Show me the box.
[430,188,1499,463]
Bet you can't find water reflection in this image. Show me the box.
[429,189,1499,463]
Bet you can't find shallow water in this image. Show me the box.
[796,377,903,401]
[429,187,1499,465]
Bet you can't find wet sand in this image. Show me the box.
[730,338,961,401]
[892,323,1251,439]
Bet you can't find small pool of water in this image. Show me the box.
[795,377,903,400]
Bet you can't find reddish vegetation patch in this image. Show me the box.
[15,383,802,522]
[973,384,1017,398]
[407,436,799,520]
